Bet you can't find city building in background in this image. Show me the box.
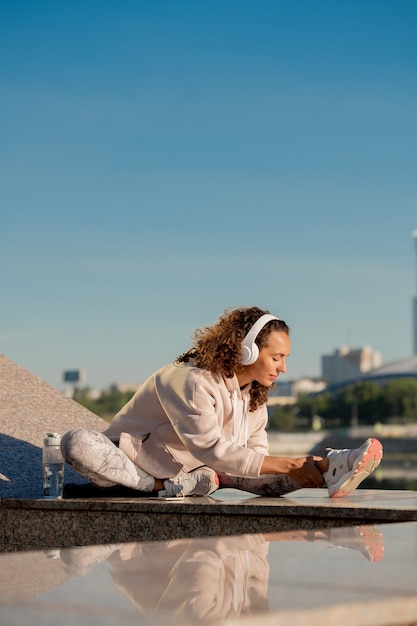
[268,377,326,407]
[326,354,417,394]
[321,346,382,386]
[276,378,327,398]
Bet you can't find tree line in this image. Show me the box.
[268,378,417,431]
[74,385,135,422]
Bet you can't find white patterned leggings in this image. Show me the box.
[61,428,302,497]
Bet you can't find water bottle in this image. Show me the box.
[42,432,64,498]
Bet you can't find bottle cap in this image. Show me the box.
[44,432,61,446]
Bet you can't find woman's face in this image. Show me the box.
[238,330,291,387]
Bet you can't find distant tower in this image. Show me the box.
[413,231,417,354]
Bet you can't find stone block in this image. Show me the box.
[0,354,108,497]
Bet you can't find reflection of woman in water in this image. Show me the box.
[61,306,382,499]
[107,536,271,620]
[58,528,383,622]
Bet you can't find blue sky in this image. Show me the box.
[1,1,417,392]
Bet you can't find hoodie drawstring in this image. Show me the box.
[231,390,248,447]
[231,389,238,443]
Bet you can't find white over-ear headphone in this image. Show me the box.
[241,314,280,366]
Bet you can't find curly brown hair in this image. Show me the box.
[175,306,290,411]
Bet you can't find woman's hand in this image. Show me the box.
[260,455,325,488]
[286,456,325,488]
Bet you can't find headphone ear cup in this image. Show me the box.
[241,343,259,366]
[241,345,252,366]
[248,343,259,365]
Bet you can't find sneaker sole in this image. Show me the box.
[330,438,383,498]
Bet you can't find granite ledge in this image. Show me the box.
[2,487,417,516]
[1,489,417,551]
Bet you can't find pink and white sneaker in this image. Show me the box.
[323,438,383,498]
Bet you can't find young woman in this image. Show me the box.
[61,306,383,498]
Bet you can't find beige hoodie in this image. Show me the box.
[103,361,269,479]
